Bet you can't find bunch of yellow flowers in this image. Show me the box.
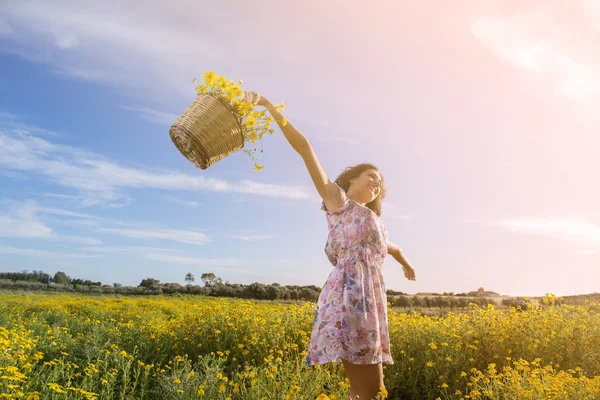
[194,71,285,172]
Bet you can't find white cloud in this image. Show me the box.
[226,234,274,241]
[0,214,52,237]
[144,252,250,268]
[165,195,200,208]
[0,1,260,99]
[82,245,183,254]
[492,217,600,248]
[37,207,96,219]
[471,2,600,103]
[119,106,179,126]
[42,193,81,200]
[0,200,102,245]
[0,18,12,36]
[0,245,104,259]
[0,111,62,136]
[0,129,314,207]
[0,170,31,180]
[97,227,211,245]
[0,131,312,206]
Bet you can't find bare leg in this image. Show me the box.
[342,359,384,400]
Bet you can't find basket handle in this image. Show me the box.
[243,91,261,106]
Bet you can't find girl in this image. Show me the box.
[248,92,417,400]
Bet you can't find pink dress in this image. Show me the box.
[305,183,393,366]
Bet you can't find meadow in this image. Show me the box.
[1,291,599,399]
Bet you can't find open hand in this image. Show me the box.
[403,265,416,281]
[243,92,271,107]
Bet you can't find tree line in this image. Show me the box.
[0,270,571,309]
[0,270,324,301]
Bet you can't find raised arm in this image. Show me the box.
[258,95,343,210]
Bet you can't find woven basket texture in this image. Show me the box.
[169,94,244,169]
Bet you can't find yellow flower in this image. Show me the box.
[47,383,64,393]
[254,164,264,172]
[26,393,40,400]
[229,83,242,97]
[316,395,331,400]
[245,116,256,129]
[203,71,216,86]
[219,384,226,393]
[427,361,434,367]
[216,76,228,88]
[377,385,389,398]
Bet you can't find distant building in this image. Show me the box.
[475,287,500,297]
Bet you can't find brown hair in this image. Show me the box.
[333,163,386,216]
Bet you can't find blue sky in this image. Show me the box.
[1,1,599,296]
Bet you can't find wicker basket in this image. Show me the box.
[169,93,255,169]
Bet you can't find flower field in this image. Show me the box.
[1,292,599,399]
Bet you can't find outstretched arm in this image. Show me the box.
[387,241,416,281]
[256,95,343,210]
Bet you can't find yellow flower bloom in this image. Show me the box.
[203,71,216,86]
[47,383,64,393]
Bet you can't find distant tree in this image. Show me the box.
[245,282,267,299]
[422,296,433,309]
[300,287,319,302]
[457,297,469,309]
[393,295,410,308]
[139,278,160,288]
[265,284,281,300]
[449,297,459,310]
[411,296,425,308]
[53,271,71,285]
[185,272,195,286]
[438,297,450,309]
[201,273,222,287]
[386,289,407,296]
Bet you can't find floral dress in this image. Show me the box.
[305,183,393,366]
